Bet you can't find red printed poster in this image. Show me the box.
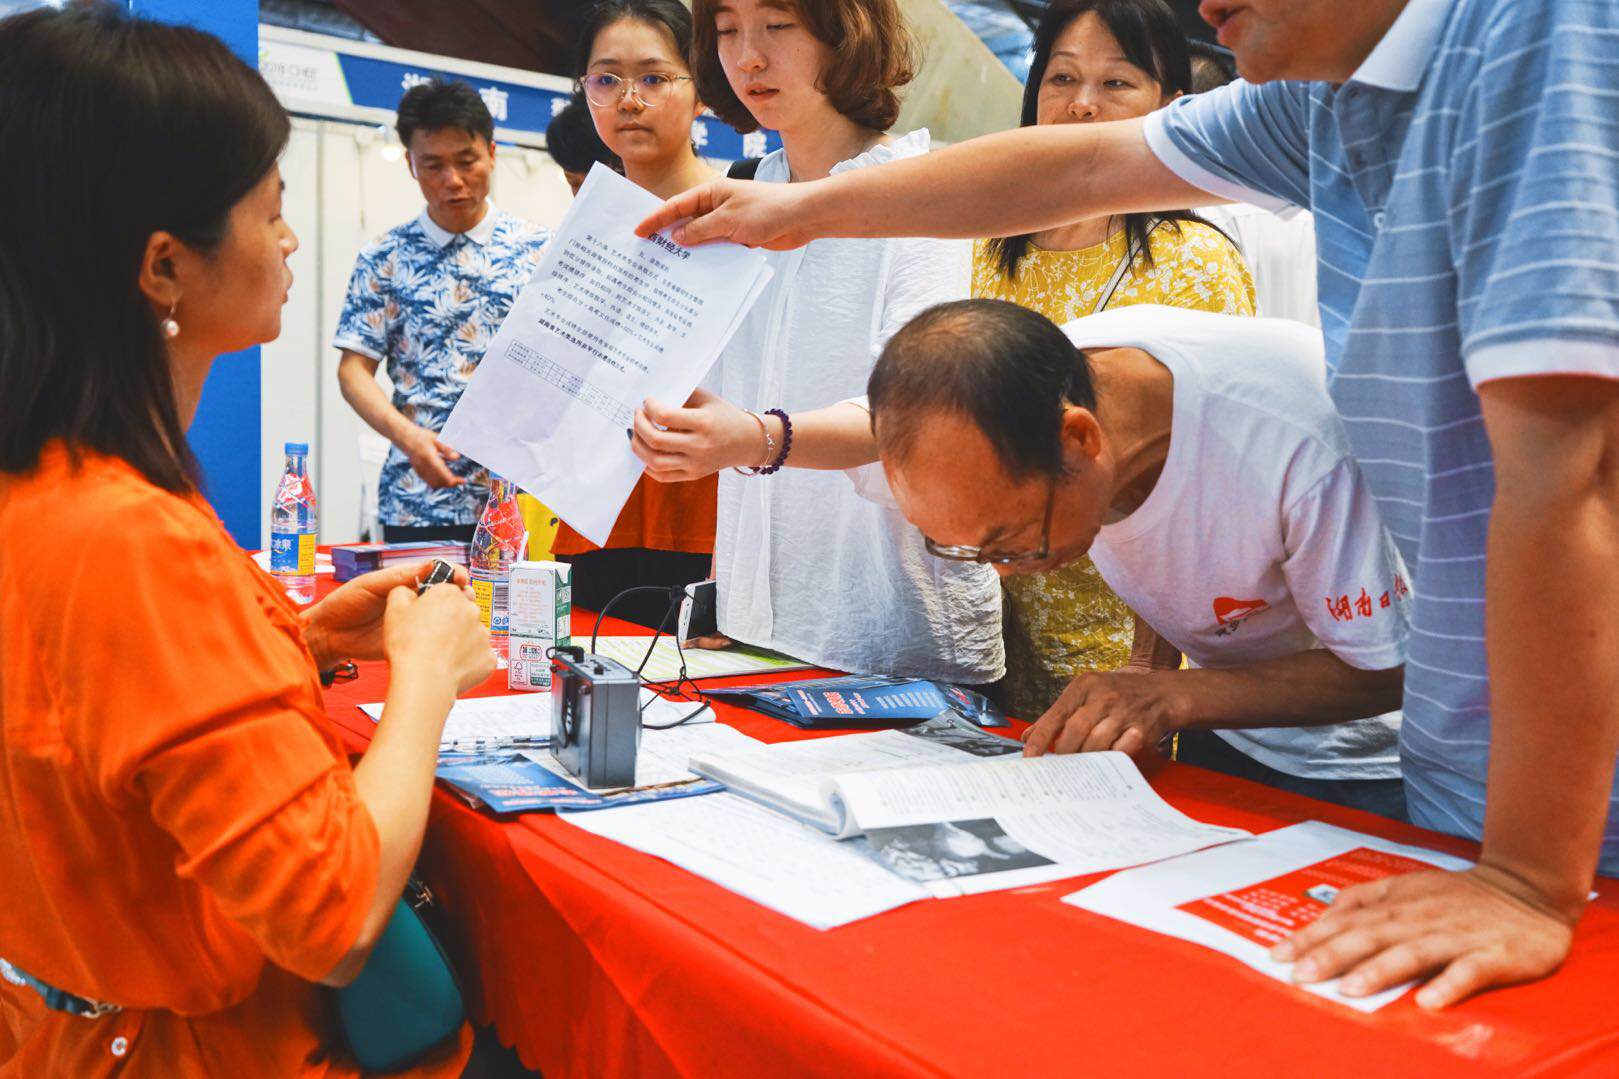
[1176,847,1434,947]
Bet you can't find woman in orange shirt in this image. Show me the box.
[548,0,719,629]
[0,8,493,1075]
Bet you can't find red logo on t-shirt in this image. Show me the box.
[1212,596,1268,636]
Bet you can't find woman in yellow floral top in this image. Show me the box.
[974,0,1255,720]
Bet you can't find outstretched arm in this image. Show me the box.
[636,119,1217,250]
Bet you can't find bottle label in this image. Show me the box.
[270,530,316,575]
[470,569,509,634]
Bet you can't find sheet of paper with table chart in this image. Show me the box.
[440,164,773,545]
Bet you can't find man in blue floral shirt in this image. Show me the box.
[335,78,550,541]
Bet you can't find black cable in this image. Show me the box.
[589,583,712,729]
[590,585,682,658]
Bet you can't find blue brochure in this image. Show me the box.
[434,751,720,815]
[704,676,1010,730]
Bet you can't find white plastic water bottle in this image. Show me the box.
[269,441,319,605]
[469,476,526,667]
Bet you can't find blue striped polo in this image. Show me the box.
[1143,0,1619,871]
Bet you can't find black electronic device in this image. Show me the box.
[550,648,642,788]
[416,558,458,595]
[677,579,718,642]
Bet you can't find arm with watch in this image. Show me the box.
[630,389,879,482]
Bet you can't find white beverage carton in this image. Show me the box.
[507,561,571,691]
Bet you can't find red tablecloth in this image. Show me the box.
[320,608,1619,1078]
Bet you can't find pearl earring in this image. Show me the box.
[160,302,180,340]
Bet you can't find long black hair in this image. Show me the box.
[0,3,290,493]
[575,0,695,77]
[987,0,1209,281]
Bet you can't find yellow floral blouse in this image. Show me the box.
[972,219,1256,720]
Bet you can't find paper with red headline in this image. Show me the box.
[1063,820,1472,1011]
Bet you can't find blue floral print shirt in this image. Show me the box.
[334,203,550,526]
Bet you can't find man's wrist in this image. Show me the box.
[389,418,422,451]
[1151,672,1195,733]
[1469,856,1589,926]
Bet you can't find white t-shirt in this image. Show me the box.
[1197,203,1320,328]
[1071,306,1407,779]
[705,131,1004,682]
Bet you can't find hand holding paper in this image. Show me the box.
[441,164,773,544]
[631,388,766,482]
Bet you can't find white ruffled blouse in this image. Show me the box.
[707,130,1005,682]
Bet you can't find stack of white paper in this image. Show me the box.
[441,164,773,545]
[361,694,551,753]
[588,636,812,683]
[360,689,713,755]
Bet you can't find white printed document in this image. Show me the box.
[361,694,551,753]
[589,636,812,683]
[523,718,757,793]
[440,164,772,544]
[560,792,930,929]
[1063,820,1472,1011]
[360,688,713,755]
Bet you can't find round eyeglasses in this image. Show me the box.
[582,72,693,110]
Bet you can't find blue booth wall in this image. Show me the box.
[129,0,263,548]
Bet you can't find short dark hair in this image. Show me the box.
[395,78,494,148]
[575,0,694,77]
[1187,38,1237,93]
[868,300,1096,480]
[0,3,289,494]
[985,0,1205,281]
[692,0,917,134]
[546,90,622,174]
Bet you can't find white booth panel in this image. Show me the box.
[259,119,321,549]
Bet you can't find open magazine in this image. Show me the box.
[690,722,1249,897]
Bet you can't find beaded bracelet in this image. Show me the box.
[732,410,775,477]
[758,408,793,475]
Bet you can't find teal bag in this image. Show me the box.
[334,883,465,1073]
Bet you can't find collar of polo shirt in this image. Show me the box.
[1348,0,1451,92]
[415,199,500,248]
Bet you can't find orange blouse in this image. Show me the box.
[550,473,717,557]
[0,446,466,1076]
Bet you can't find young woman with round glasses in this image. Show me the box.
[548,0,723,630]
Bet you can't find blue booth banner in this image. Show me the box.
[260,28,782,161]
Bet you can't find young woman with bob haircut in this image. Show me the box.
[628,0,1004,684]
[0,7,490,1073]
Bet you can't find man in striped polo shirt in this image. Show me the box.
[639,0,1619,1008]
